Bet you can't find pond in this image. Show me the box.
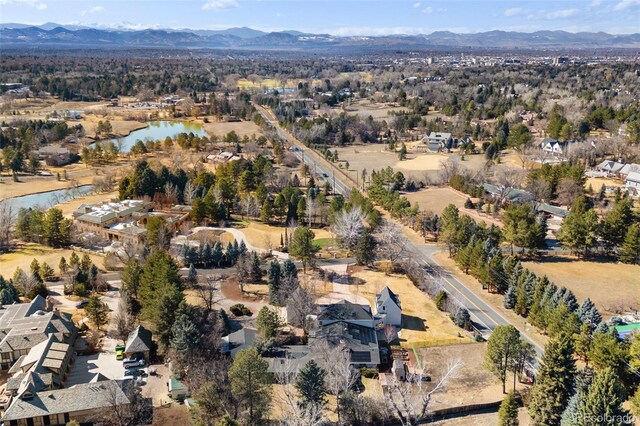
[101,121,207,152]
[6,184,94,211]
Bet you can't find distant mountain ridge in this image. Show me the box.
[1,23,639,50]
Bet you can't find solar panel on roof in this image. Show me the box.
[351,351,371,363]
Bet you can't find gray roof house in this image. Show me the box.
[620,163,640,177]
[625,171,640,195]
[2,380,131,425]
[540,138,569,156]
[423,132,453,152]
[221,328,257,359]
[0,296,76,370]
[374,286,402,327]
[597,160,625,175]
[316,300,374,328]
[124,325,153,361]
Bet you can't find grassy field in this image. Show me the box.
[522,256,640,316]
[237,222,332,250]
[202,119,264,139]
[404,187,466,215]
[350,269,471,347]
[0,243,105,275]
[313,237,335,249]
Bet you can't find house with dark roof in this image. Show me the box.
[2,380,131,426]
[0,296,76,370]
[374,286,402,327]
[316,300,374,328]
[597,160,625,175]
[539,138,569,157]
[221,328,257,359]
[124,325,153,362]
[422,132,455,152]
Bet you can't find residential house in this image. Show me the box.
[221,328,257,359]
[1,380,130,426]
[0,296,77,370]
[35,146,74,167]
[596,160,625,176]
[619,163,640,178]
[309,300,380,368]
[374,286,402,327]
[539,138,568,157]
[422,132,454,152]
[124,325,153,362]
[625,172,640,195]
[168,376,189,401]
[5,335,73,396]
[316,300,374,328]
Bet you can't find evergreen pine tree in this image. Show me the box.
[529,337,576,425]
[268,260,281,305]
[212,242,223,267]
[577,367,630,426]
[250,252,263,282]
[187,264,198,286]
[498,391,519,426]
[295,360,328,410]
[504,287,517,309]
[620,223,640,264]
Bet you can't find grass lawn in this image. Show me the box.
[313,237,335,249]
[238,222,332,251]
[522,255,640,317]
[0,243,105,275]
[350,269,471,348]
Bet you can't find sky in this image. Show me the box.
[1,0,639,35]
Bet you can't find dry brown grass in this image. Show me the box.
[202,119,264,139]
[0,243,105,274]
[415,343,530,412]
[350,269,471,347]
[405,187,466,215]
[238,222,332,250]
[522,256,640,316]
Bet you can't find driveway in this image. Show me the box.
[315,263,370,307]
[67,337,125,385]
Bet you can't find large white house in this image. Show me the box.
[374,286,402,327]
[540,138,568,157]
[625,171,640,195]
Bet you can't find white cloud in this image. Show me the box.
[0,0,47,10]
[590,0,603,6]
[504,7,526,17]
[413,2,421,8]
[613,0,640,11]
[202,0,238,10]
[81,6,104,16]
[545,8,579,19]
[422,6,433,14]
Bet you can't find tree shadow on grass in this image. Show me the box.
[401,314,427,331]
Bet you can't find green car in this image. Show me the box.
[115,345,125,360]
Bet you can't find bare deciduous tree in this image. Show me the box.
[0,201,13,252]
[376,221,411,267]
[331,206,366,250]
[384,358,462,426]
[197,275,223,312]
[112,295,135,343]
[272,358,325,426]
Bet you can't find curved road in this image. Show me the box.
[254,104,544,360]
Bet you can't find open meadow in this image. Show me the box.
[522,256,640,317]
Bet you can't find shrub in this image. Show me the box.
[73,284,88,297]
[360,368,379,379]
[435,290,448,311]
[230,303,252,317]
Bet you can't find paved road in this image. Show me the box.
[255,104,544,360]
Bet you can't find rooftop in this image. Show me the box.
[317,300,373,322]
[2,380,130,421]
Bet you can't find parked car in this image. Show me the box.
[123,358,146,368]
[115,345,125,361]
[124,368,147,377]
